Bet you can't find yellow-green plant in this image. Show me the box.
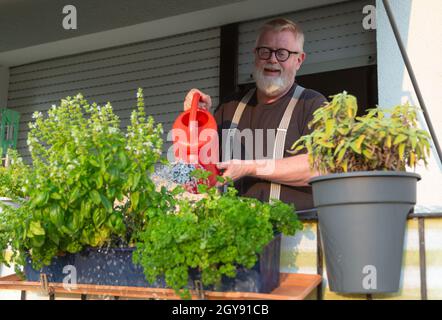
[289,92,431,174]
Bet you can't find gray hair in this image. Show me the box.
[255,18,305,51]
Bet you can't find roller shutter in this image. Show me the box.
[238,0,376,84]
[7,28,220,162]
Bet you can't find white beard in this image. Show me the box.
[253,64,294,97]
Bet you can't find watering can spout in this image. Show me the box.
[172,91,220,190]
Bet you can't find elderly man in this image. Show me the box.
[183,18,326,210]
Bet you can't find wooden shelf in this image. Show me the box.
[0,273,322,300]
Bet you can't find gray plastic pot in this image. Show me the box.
[310,171,420,294]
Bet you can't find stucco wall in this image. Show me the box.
[377,0,442,210]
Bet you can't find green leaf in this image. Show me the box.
[131,192,140,210]
[333,140,346,156]
[172,185,185,196]
[49,204,64,227]
[118,151,128,168]
[350,135,365,154]
[100,156,106,173]
[90,190,101,205]
[337,127,351,135]
[47,229,60,245]
[89,158,100,167]
[72,210,83,230]
[31,191,49,208]
[197,184,208,193]
[100,193,113,213]
[132,172,141,190]
[215,176,225,183]
[60,225,73,236]
[50,192,62,200]
[325,119,335,136]
[410,135,417,149]
[29,221,45,236]
[341,158,349,172]
[317,140,334,148]
[30,235,45,248]
[385,136,392,148]
[96,174,103,189]
[109,167,119,184]
[362,149,374,159]
[69,186,80,204]
[80,200,92,220]
[289,144,305,154]
[398,143,405,161]
[336,146,348,164]
[92,208,106,228]
[409,152,416,167]
[393,134,407,145]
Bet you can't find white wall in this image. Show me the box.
[377,0,442,211]
[0,66,9,108]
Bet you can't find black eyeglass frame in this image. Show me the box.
[255,46,301,62]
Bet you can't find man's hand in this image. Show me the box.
[216,156,318,188]
[184,88,212,111]
[216,160,256,186]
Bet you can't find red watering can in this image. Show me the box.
[172,92,220,191]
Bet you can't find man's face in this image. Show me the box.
[253,29,305,97]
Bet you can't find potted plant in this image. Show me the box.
[133,170,303,299]
[289,92,431,294]
[0,89,169,285]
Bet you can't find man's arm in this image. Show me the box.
[216,154,319,187]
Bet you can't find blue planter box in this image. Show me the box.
[189,233,281,293]
[75,247,164,287]
[24,254,75,283]
[221,241,280,293]
[24,234,281,293]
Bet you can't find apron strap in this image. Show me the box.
[222,85,305,201]
[223,88,255,162]
[269,85,305,202]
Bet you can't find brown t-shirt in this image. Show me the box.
[214,83,327,211]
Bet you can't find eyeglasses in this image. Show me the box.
[255,46,300,62]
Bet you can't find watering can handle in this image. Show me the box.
[189,92,201,124]
[188,92,201,160]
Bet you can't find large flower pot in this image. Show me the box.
[310,171,420,293]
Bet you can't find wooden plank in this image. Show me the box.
[418,217,428,300]
[316,223,323,300]
[0,273,321,300]
[1,274,21,281]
